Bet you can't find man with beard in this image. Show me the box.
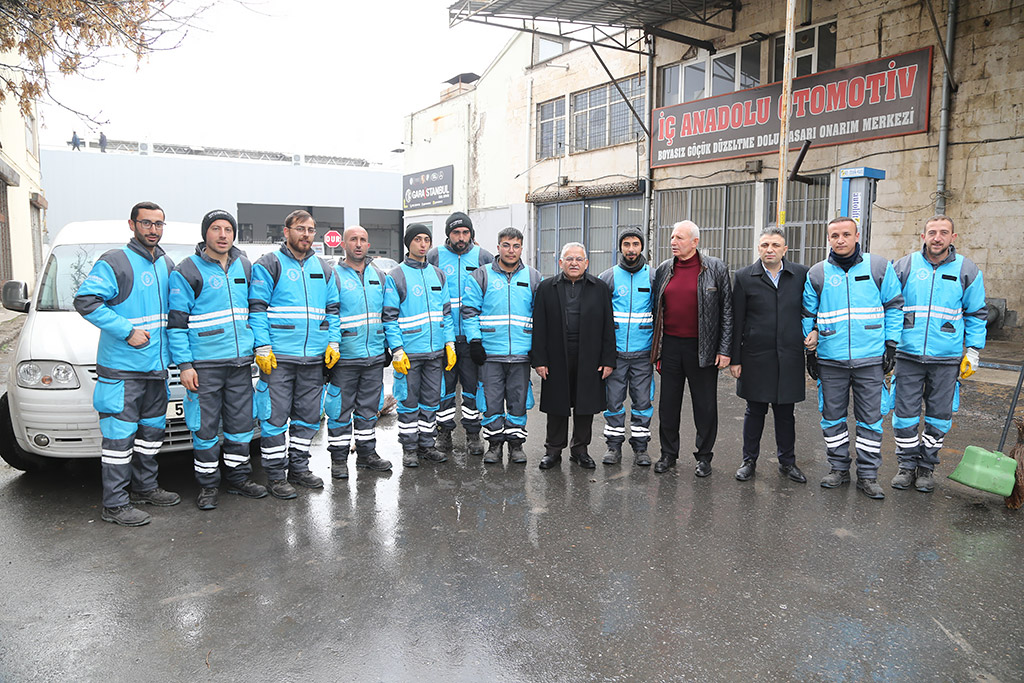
[461,227,542,464]
[533,243,616,470]
[598,228,655,466]
[890,215,986,494]
[74,201,181,526]
[803,217,903,499]
[324,226,393,479]
[428,212,493,455]
[249,210,340,499]
[168,210,267,510]
[384,224,456,467]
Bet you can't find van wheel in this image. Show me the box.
[0,394,53,472]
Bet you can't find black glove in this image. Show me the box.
[805,350,819,381]
[469,339,487,366]
[883,345,896,374]
[384,347,394,366]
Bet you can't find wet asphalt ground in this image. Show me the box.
[1,317,1023,680]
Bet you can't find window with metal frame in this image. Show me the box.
[772,21,837,82]
[571,75,646,153]
[764,175,831,266]
[535,196,644,277]
[658,44,761,107]
[654,183,756,272]
[536,97,566,160]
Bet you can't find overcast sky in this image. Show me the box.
[38,0,507,164]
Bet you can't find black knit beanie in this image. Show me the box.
[404,223,432,249]
[618,227,645,251]
[445,212,474,239]
[201,209,237,241]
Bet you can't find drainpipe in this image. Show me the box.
[936,0,957,215]
[644,34,655,258]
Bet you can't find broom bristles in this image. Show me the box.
[1005,415,1024,509]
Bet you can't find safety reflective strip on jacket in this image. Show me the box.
[427,244,494,340]
[600,264,654,356]
[461,261,541,361]
[333,262,387,362]
[382,258,455,358]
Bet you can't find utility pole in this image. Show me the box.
[776,0,798,226]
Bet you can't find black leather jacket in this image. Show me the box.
[650,251,733,368]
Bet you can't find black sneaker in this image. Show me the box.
[356,451,392,471]
[287,471,324,489]
[418,446,447,463]
[267,479,298,500]
[196,487,219,511]
[101,504,151,526]
[891,468,915,490]
[226,479,268,499]
[820,469,851,488]
[857,478,886,499]
[436,427,454,452]
[130,487,181,507]
[915,467,935,493]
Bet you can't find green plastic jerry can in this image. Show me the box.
[948,446,1018,497]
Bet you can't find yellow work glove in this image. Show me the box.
[445,342,457,371]
[392,349,410,375]
[959,347,980,379]
[325,342,340,369]
[255,346,277,375]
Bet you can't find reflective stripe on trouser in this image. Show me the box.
[260,362,324,479]
[397,356,443,450]
[817,363,884,478]
[326,362,385,462]
[98,377,168,509]
[480,361,530,444]
[437,341,481,432]
[892,358,958,470]
[190,364,254,488]
[603,355,654,449]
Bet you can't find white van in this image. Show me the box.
[0,221,202,470]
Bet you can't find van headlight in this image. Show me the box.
[17,361,81,389]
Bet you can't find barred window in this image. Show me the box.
[536,97,566,160]
[571,75,645,153]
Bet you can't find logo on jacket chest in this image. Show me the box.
[287,269,301,282]
[617,285,629,297]
[828,274,843,288]
[491,279,504,291]
[916,268,931,281]
[445,264,456,276]
[141,271,155,287]
[412,284,425,297]
[343,278,358,291]
[208,275,224,289]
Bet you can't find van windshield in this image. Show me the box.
[36,244,196,311]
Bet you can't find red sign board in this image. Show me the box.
[324,230,342,248]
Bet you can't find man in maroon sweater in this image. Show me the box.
[650,221,733,476]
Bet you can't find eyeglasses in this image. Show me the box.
[288,227,317,234]
[561,256,586,263]
[133,219,165,229]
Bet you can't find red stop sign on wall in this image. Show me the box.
[324,230,342,248]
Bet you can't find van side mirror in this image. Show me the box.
[1,280,30,313]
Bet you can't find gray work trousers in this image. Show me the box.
[893,358,959,471]
[256,362,323,480]
[185,364,254,488]
[395,356,442,450]
[603,355,654,450]
[817,363,885,478]
[326,362,385,461]
[480,361,531,444]
[438,341,481,434]
[94,376,168,508]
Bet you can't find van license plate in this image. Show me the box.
[166,401,184,420]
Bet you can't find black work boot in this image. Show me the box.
[402,449,419,468]
[356,451,392,471]
[915,467,935,493]
[436,427,454,452]
[891,467,915,490]
[418,446,447,463]
[602,444,622,465]
[483,440,503,464]
[287,471,324,489]
[466,431,485,456]
[820,469,851,488]
[507,441,527,464]
[226,479,268,498]
[196,487,219,511]
[331,460,349,480]
[101,504,151,526]
[857,477,886,499]
[267,479,298,500]
[633,446,651,467]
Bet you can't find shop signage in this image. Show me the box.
[403,165,454,210]
[651,47,932,168]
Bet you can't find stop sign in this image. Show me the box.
[324,230,343,249]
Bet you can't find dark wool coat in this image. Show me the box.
[730,258,809,405]
[532,272,616,416]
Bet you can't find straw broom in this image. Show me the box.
[1005,416,1024,510]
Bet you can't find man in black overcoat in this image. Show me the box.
[729,227,810,483]
[533,243,616,470]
